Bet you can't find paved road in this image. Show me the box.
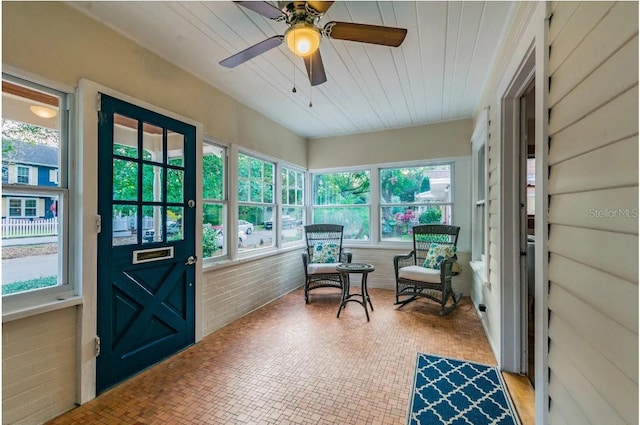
[2,254,57,285]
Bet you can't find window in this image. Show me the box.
[8,197,38,217]
[16,166,30,184]
[202,141,227,259]
[380,164,453,241]
[2,75,70,302]
[471,108,489,270]
[312,170,370,240]
[238,152,274,252]
[281,166,305,244]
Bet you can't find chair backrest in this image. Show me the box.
[412,224,460,265]
[304,224,344,260]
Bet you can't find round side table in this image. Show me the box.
[336,263,375,321]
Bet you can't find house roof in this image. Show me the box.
[2,139,58,168]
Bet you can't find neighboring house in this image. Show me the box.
[2,138,58,219]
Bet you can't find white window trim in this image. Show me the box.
[16,165,32,184]
[201,138,229,264]
[280,164,306,246]
[470,107,489,284]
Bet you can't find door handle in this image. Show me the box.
[185,255,198,266]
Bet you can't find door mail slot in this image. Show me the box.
[132,246,174,264]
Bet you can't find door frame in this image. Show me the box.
[500,45,535,374]
[498,4,551,422]
[77,79,203,404]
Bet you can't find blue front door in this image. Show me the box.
[96,94,196,393]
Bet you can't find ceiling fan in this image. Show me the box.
[219,1,408,86]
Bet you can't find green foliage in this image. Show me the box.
[380,168,422,203]
[2,276,57,295]
[202,226,219,258]
[420,176,431,192]
[203,154,223,200]
[238,153,274,203]
[314,171,370,205]
[419,207,442,224]
[2,120,59,146]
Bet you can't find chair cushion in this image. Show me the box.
[422,243,457,269]
[398,265,442,284]
[307,262,342,275]
[311,243,340,263]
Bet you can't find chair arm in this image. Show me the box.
[393,251,415,274]
[439,256,457,279]
[302,251,310,278]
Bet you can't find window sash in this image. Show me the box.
[2,74,71,304]
[17,166,30,184]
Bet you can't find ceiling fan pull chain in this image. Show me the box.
[292,31,297,93]
[309,54,313,107]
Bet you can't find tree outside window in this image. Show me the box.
[312,171,370,240]
[281,166,304,244]
[238,153,274,251]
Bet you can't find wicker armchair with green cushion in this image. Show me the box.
[393,224,461,315]
[302,224,352,303]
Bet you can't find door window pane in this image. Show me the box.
[166,206,183,242]
[113,114,138,159]
[113,158,138,201]
[142,164,163,202]
[113,205,138,246]
[167,130,184,167]
[142,123,163,163]
[142,205,163,244]
[167,168,184,203]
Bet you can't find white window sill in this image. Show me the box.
[3,295,83,323]
[469,260,490,288]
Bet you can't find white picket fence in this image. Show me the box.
[1,218,58,238]
[2,216,156,239]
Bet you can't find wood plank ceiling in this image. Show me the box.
[70,1,514,139]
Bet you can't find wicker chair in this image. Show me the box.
[302,224,352,303]
[393,224,461,315]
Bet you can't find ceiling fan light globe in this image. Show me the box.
[285,23,321,57]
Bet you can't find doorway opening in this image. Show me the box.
[499,45,535,375]
[520,81,536,387]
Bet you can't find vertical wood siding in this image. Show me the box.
[547,2,638,423]
[2,308,77,425]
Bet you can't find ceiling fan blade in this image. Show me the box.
[234,1,284,20]
[324,22,407,47]
[219,36,284,68]
[306,1,334,14]
[303,50,327,86]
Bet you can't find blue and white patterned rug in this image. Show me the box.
[407,354,521,425]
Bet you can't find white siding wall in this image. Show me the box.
[2,308,77,425]
[547,2,638,424]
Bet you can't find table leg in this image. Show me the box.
[362,272,374,312]
[337,271,349,318]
